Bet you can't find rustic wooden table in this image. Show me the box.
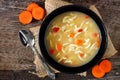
[0,0,120,80]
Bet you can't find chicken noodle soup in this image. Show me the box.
[45,11,101,67]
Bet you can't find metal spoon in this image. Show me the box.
[18,30,55,80]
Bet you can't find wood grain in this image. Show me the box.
[0,0,120,80]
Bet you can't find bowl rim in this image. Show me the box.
[39,5,108,73]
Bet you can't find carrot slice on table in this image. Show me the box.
[75,39,84,46]
[57,42,62,51]
[32,6,45,20]
[19,11,32,25]
[92,65,105,78]
[27,2,39,12]
[99,60,112,73]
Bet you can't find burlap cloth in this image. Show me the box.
[29,0,117,78]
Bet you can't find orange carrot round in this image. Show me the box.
[80,53,84,58]
[19,11,32,25]
[93,33,99,37]
[27,2,39,12]
[57,42,62,52]
[92,65,105,78]
[70,32,75,38]
[85,15,89,19]
[96,37,101,47]
[75,39,84,46]
[99,60,112,73]
[32,6,45,20]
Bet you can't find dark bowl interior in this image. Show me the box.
[39,5,108,73]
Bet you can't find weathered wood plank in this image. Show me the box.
[0,0,45,70]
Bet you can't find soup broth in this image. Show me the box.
[45,11,101,67]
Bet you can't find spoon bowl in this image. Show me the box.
[19,30,55,80]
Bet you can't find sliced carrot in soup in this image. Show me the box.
[70,32,75,38]
[80,53,84,58]
[49,49,55,55]
[57,42,62,51]
[85,15,89,19]
[93,33,99,37]
[60,59,65,64]
[78,29,83,32]
[53,27,60,33]
[96,37,101,47]
[75,39,84,46]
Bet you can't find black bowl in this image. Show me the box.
[39,5,108,73]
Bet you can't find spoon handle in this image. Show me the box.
[31,46,55,80]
